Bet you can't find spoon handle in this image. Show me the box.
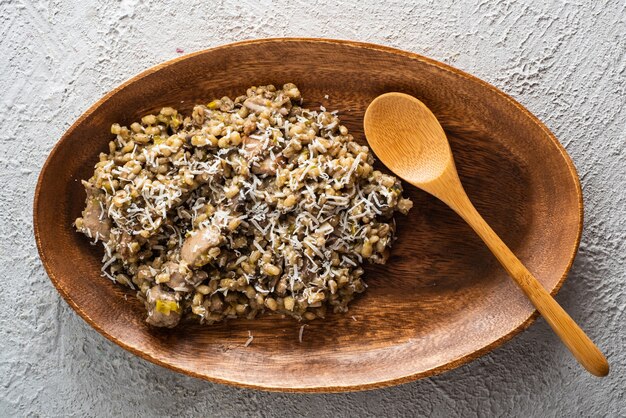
[452,194,609,377]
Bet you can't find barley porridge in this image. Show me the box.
[75,84,412,328]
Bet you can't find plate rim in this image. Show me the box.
[33,37,584,392]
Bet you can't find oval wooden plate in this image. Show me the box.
[34,38,582,392]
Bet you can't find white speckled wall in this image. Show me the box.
[1,0,624,416]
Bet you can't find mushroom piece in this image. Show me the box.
[253,154,285,176]
[180,225,224,267]
[77,197,111,241]
[145,285,181,328]
[162,261,192,291]
[116,231,134,260]
[241,136,284,176]
[190,269,208,286]
[243,96,272,114]
[242,136,264,158]
[243,118,257,135]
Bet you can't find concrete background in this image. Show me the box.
[1,0,624,416]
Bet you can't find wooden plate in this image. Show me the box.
[34,38,582,392]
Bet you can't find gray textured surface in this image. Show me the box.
[1,0,624,416]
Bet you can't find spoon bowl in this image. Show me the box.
[365,93,452,185]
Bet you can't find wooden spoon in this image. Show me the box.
[364,92,609,377]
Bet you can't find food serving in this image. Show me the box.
[75,83,412,328]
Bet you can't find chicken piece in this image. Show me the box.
[180,225,224,267]
[76,197,110,241]
[145,285,181,328]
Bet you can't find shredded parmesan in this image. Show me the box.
[244,330,254,347]
[299,325,306,343]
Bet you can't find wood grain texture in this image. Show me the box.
[33,38,583,392]
[364,92,607,376]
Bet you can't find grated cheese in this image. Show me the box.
[299,325,306,343]
[244,330,254,347]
